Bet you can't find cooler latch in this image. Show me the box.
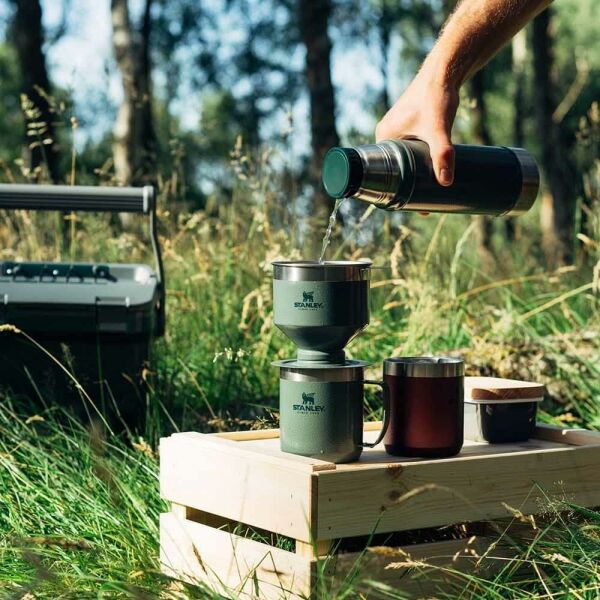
[95,296,130,333]
[0,293,7,323]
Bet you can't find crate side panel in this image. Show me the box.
[160,435,314,541]
[326,536,510,598]
[160,512,312,600]
[316,445,600,539]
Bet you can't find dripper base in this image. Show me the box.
[296,348,346,365]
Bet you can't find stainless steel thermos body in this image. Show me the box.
[322,139,540,216]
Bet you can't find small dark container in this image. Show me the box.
[383,357,464,458]
[464,399,542,443]
[464,377,545,443]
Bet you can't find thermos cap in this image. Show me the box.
[384,356,464,378]
[322,147,363,198]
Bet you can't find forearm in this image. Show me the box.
[423,0,552,89]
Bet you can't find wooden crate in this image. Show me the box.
[160,424,600,599]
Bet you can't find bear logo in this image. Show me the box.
[302,291,314,303]
[302,392,315,405]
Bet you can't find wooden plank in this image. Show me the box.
[160,512,313,600]
[535,423,600,446]
[178,431,336,473]
[341,436,565,468]
[161,515,509,600]
[160,434,316,542]
[326,535,513,598]
[315,444,600,539]
[231,429,566,467]
[215,429,281,441]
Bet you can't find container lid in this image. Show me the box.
[272,260,371,282]
[465,377,546,402]
[383,356,463,378]
[322,147,363,198]
[465,397,544,405]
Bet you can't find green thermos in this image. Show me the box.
[322,139,539,216]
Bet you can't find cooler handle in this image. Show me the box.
[0,183,165,336]
[0,183,152,213]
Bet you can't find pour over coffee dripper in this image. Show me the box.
[272,260,389,463]
[272,260,371,364]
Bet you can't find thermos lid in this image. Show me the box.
[384,356,464,378]
[322,147,363,198]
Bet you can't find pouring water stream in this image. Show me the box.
[318,198,345,263]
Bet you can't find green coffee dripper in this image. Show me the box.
[272,260,389,463]
[272,260,371,365]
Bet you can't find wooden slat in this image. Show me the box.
[160,512,313,600]
[315,444,600,539]
[327,536,512,598]
[178,432,336,473]
[535,423,600,446]
[160,434,316,541]
[216,429,281,441]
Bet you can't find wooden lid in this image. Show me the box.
[465,376,546,401]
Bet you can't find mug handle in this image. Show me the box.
[361,380,390,448]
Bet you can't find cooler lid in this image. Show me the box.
[0,262,158,308]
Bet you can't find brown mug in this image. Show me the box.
[383,357,464,458]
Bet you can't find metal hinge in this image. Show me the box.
[0,293,8,323]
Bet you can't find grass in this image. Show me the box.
[1,140,600,598]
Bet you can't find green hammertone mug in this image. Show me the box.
[276,360,390,463]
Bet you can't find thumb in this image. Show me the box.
[428,130,455,186]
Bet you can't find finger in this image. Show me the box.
[429,132,455,186]
[375,119,390,143]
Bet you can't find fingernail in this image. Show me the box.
[440,169,452,185]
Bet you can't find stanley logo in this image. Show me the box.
[293,392,325,413]
[294,290,323,309]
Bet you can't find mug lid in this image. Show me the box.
[384,356,464,378]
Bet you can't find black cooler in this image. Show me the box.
[0,184,165,429]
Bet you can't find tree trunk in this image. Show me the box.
[298,0,339,222]
[376,2,393,117]
[506,29,528,242]
[532,8,576,266]
[9,0,60,183]
[111,0,157,187]
[469,69,495,263]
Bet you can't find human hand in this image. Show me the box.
[375,68,460,187]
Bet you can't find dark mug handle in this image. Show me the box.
[361,380,390,448]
